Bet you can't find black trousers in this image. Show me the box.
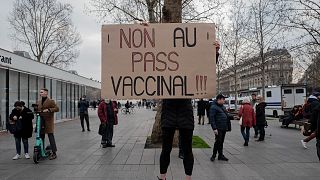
[80,113,90,130]
[282,114,294,126]
[160,128,194,176]
[254,126,259,136]
[101,122,114,145]
[256,125,265,140]
[213,129,226,157]
[40,133,57,153]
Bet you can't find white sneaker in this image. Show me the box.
[12,154,21,160]
[25,153,30,159]
[301,140,307,149]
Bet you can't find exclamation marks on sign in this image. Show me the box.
[196,75,207,95]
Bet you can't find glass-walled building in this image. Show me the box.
[0,48,101,130]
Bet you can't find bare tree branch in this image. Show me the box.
[8,0,81,68]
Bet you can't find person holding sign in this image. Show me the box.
[159,99,194,180]
[101,23,219,180]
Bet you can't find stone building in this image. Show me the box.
[218,48,293,96]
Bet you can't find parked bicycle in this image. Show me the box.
[121,107,135,115]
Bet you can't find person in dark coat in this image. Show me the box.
[197,99,206,125]
[159,99,194,180]
[9,101,34,160]
[310,103,320,160]
[78,96,90,132]
[281,106,303,128]
[209,94,230,162]
[98,99,118,148]
[307,92,320,160]
[250,93,259,138]
[255,96,267,142]
[301,93,320,148]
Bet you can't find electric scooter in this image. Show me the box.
[33,111,52,164]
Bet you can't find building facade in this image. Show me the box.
[218,48,293,96]
[0,48,101,130]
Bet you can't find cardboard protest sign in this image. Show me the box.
[101,23,216,99]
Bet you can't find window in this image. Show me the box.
[296,89,304,94]
[56,81,62,120]
[0,68,6,129]
[284,89,292,94]
[9,71,19,112]
[267,91,272,97]
[29,75,38,107]
[20,73,29,107]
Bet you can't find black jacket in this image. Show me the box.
[78,99,89,113]
[310,105,320,139]
[209,100,228,130]
[256,102,266,126]
[161,99,194,130]
[9,107,34,138]
[197,100,206,116]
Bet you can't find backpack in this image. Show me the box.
[302,102,311,119]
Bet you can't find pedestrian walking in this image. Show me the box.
[255,96,267,142]
[36,88,59,160]
[197,99,206,125]
[209,94,230,162]
[238,98,256,146]
[158,99,194,180]
[78,95,90,132]
[98,99,118,148]
[9,101,34,160]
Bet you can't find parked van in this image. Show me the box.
[239,84,307,117]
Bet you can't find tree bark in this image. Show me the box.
[150,0,182,146]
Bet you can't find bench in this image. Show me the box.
[279,115,308,128]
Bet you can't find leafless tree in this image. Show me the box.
[8,0,81,68]
[278,0,320,83]
[283,0,320,48]
[246,0,287,98]
[219,0,251,109]
[87,0,224,23]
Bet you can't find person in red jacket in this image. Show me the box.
[98,99,118,148]
[238,98,256,146]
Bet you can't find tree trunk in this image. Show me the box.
[146,0,157,23]
[150,0,182,146]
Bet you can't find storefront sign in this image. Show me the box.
[0,55,12,65]
[101,23,216,99]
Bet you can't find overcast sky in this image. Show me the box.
[0,0,102,81]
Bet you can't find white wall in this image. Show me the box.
[0,48,100,89]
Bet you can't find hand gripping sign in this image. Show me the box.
[101,23,216,99]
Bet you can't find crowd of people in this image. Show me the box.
[6,88,320,180]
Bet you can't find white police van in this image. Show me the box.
[239,84,307,117]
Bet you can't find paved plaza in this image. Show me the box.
[0,108,319,180]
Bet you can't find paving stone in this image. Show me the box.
[0,109,319,180]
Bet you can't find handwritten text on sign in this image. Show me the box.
[101,23,216,99]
